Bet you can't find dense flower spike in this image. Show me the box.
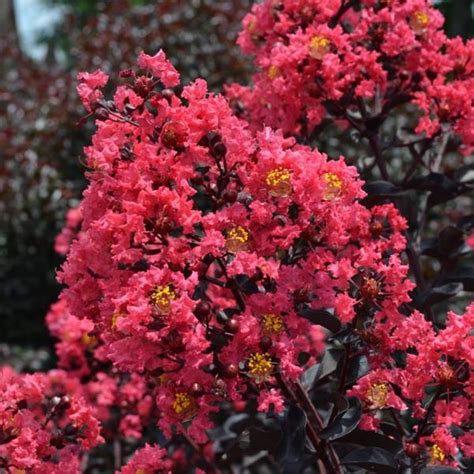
[229,0,474,154]
[55,50,417,450]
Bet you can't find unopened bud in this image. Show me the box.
[94,107,109,121]
[190,383,204,397]
[225,319,239,334]
[194,301,211,320]
[224,364,239,378]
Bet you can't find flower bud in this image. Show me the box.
[194,301,211,320]
[224,364,239,378]
[404,443,422,458]
[60,395,71,410]
[94,107,109,121]
[225,319,240,334]
[369,220,384,238]
[161,88,175,101]
[204,364,219,375]
[213,142,227,157]
[223,189,238,204]
[51,396,62,407]
[190,383,204,397]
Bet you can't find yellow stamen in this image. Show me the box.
[157,373,171,387]
[431,444,446,463]
[267,65,281,80]
[262,313,284,334]
[309,35,331,60]
[246,17,257,34]
[410,11,429,34]
[226,226,250,253]
[366,383,389,409]
[81,332,97,348]
[436,365,456,387]
[111,312,121,330]
[265,167,292,197]
[172,392,196,419]
[150,285,177,315]
[322,172,343,200]
[248,352,273,383]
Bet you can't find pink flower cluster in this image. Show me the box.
[55,50,413,446]
[228,0,474,153]
[349,304,474,466]
[0,367,102,472]
[46,298,155,441]
[3,3,472,469]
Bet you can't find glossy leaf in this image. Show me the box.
[342,447,397,473]
[297,305,342,333]
[319,397,362,441]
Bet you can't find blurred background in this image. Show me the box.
[0,0,472,361]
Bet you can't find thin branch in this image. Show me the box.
[216,258,246,311]
[113,438,122,470]
[368,133,390,181]
[276,374,338,473]
[390,408,408,438]
[413,388,442,442]
[181,430,220,473]
[329,0,359,28]
[431,132,450,173]
[294,381,344,474]
[405,236,426,291]
[389,137,433,150]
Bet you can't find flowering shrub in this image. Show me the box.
[348,305,474,465]
[1,1,473,472]
[46,298,156,442]
[44,46,472,471]
[222,1,473,471]
[226,3,474,302]
[229,0,474,154]
[61,50,414,445]
[0,367,102,472]
[0,0,251,346]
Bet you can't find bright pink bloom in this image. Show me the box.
[76,70,109,112]
[137,50,180,87]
